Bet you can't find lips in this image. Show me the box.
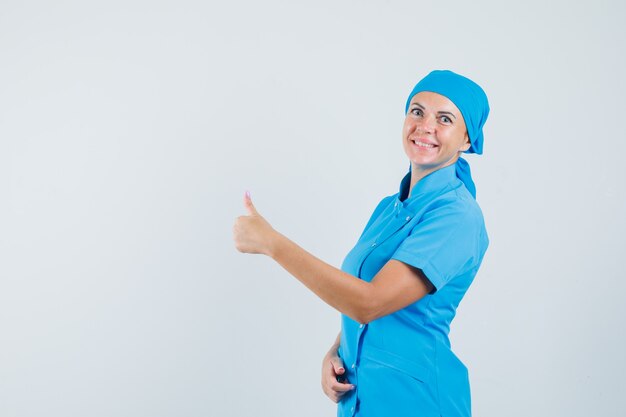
[409,137,438,149]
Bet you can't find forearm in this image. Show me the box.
[268,231,373,323]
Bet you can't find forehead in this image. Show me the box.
[409,91,461,114]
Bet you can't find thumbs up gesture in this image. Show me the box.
[233,191,278,256]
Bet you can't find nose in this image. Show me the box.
[416,115,436,134]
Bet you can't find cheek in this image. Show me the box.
[401,119,413,137]
[459,130,470,148]
[448,128,467,147]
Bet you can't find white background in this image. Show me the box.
[1,1,625,416]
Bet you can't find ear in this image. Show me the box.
[459,132,471,152]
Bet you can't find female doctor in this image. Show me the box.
[233,70,490,417]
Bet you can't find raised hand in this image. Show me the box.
[233,191,278,256]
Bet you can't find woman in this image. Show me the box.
[233,69,490,417]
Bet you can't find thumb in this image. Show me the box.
[243,190,258,215]
[331,356,345,375]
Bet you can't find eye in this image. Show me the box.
[410,107,423,116]
[439,115,452,124]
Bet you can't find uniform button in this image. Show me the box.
[351,363,356,369]
[359,324,364,328]
[405,216,411,221]
[351,406,355,413]
[371,243,377,247]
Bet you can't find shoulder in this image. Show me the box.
[377,194,397,210]
[356,194,398,241]
[367,194,397,218]
[417,182,487,239]
[431,182,484,220]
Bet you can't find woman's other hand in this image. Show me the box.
[321,344,354,403]
[233,191,278,256]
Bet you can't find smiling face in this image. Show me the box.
[402,91,471,177]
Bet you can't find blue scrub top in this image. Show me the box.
[337,164,488,417]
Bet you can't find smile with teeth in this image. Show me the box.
[411,139,437,149]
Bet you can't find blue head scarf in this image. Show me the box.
[404,70,490,198]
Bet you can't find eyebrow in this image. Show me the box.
[411,102,457,120]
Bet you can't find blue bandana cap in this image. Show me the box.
[404,70,490,155]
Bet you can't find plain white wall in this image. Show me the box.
[1,0,625,416]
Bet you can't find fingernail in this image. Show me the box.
[245,190,251,198]
[338,367,344,372]
[350,385,355,390]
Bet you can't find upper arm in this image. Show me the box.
[363,259,433,323]
[391,203,486,292]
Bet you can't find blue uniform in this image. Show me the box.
[337,164,489,417]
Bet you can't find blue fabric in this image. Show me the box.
[337,165,489,417]
[404,70,490,198]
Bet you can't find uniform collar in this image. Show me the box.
[398,164,458,203]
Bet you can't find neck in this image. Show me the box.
[408,155,460,198]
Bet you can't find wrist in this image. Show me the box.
[266,229,285,259]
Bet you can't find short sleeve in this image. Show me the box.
[391,202,487,292]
